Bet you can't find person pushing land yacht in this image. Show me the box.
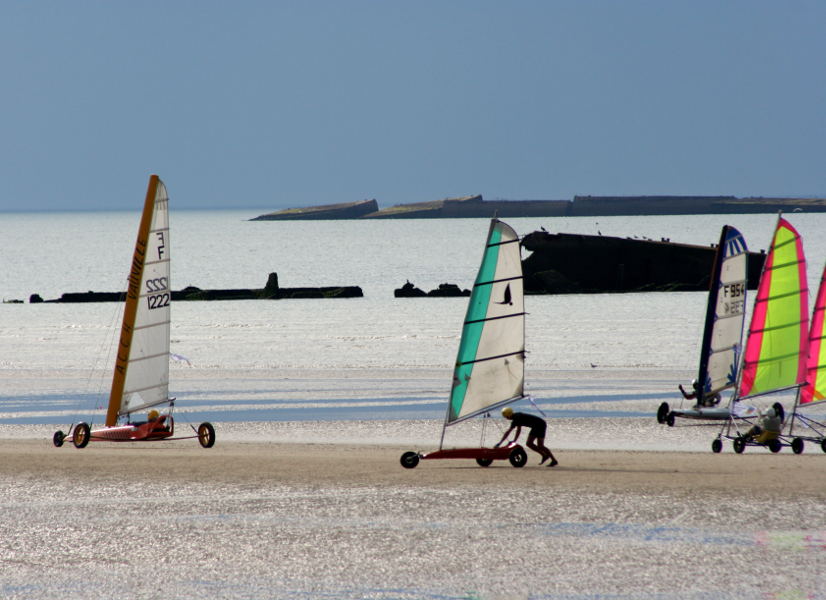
[495,406,558,467]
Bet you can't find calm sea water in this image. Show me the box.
[2,209,825,426]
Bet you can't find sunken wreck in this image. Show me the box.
[520,230,765,294]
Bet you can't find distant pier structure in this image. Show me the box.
[252,195,826,221]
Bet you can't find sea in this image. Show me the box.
[3,210,826,600]
[2,210,826,431]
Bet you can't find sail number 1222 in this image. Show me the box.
[146,277,170,310]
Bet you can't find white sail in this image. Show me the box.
[700,226,748,398]
[447,219,525,424]
[111,177,172,419]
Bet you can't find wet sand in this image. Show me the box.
[2,429,826,599]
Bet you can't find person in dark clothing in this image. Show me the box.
[495,406,558,467]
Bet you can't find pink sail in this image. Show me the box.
[801,263,826,405]
[738,217,809,399]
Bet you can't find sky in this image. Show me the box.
[2,0,824,211]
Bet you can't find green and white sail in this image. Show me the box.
[447,219,525,425]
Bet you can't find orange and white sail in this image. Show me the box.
[105,175,171,425]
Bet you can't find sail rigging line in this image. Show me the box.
[527,395,548,418]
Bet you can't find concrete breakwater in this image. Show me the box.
[28,273,363,303]
[252,194,826,220]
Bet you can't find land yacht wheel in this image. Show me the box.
[666,413,675,427]
[657,402,669,424]
[791,438,805,455]
[733,438,745,454]
[52,430,65,447]
[508,446,527,468]
[821,439,826,454]
[197,422,216,448]
[768,440,782,453]
[476,457,493,467]
[72,423,90,449]
[400,451,420,469]
[711,439,722,453]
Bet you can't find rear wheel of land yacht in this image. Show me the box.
[198,422,216,448]
[791,438,805,455]
[508,446,527,468]
[711,439,722,453]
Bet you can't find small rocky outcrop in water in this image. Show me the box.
[428,283,470,297]
[393,281,426,297]
[394,281,470,297]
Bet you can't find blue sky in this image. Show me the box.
[2,1,824,211]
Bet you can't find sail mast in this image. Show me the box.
[106,175,160,426]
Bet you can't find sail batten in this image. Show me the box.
[458,350,526,366]
[475,275,523,287]
[131,319,171,331]
[465,311,526,326]
[446,219,525,426]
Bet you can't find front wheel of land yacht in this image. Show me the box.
[53,430,65,447]
[768,440,782,453]
[476,457,493,467]
[198,422,216,448]
[72,423,90,449]
[657,402,669,424]
[711,439,722,453]
[400,451,419,469]
[791,438,805,455]
[821,439,826,454]
[508,446,527,468]
[733,438,745,454]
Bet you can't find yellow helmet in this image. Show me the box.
[501,406,514,418]
[148,409,160,420]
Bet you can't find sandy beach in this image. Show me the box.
[2,424,825,599]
